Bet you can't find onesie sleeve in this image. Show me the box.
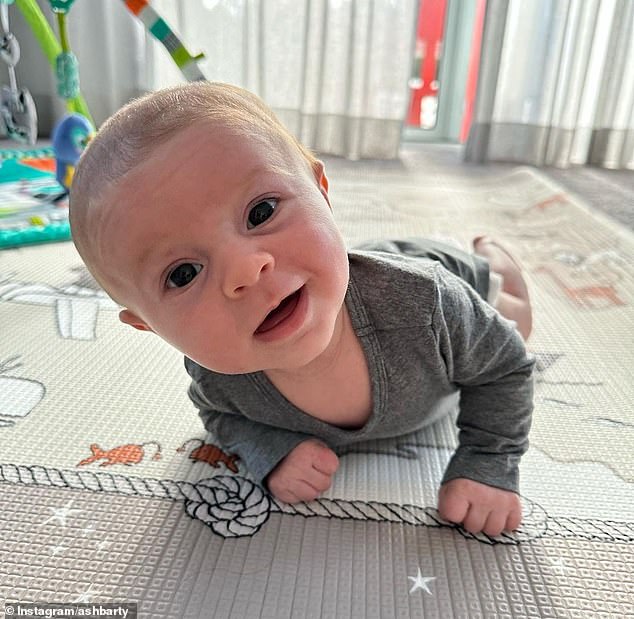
[187,379,313,487]
[431,265,535,494]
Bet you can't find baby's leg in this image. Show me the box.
[353,237,532,338]
[473,236,532,340]
[354,237,490,296]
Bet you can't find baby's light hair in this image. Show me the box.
[69,81,319,290]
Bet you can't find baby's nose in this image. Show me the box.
[222,249,275,299]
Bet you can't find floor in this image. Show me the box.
[422,143,634,230]
[4,138,631,230]
[2,145,633,619]
[323,143,634,231]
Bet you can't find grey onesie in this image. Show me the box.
[185,239,535,494]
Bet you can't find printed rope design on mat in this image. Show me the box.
[1,464,633,544]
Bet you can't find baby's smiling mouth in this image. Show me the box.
[255,288,303,334]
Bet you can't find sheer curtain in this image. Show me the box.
[466,0,634,169]
[149,0,417,159]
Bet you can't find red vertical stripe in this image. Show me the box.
[460,0,486,143]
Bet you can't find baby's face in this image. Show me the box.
[94,122,349,374]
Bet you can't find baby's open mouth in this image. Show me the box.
[255,288,302,334]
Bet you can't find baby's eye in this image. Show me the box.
[166,263,203,289]
[247,198,277,229]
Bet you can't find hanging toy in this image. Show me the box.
[122,0,206,82]
[14,0,92,123]
[0,0,37,143]
[49,0,79,99]
[51,112,94,192]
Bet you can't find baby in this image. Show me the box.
[69,82,534,537]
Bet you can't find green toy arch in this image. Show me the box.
[15,0,92,123]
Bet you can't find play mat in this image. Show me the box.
[0,147,70,249]
[0,165,632,618]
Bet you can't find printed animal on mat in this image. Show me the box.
[77,441,162,467]
[536,265,625,309]
[177,438,240,473]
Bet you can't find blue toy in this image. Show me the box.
[51,112,93,191]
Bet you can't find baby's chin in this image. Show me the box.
[191,357,259,376]
[192,338,333,377]
[197,352,323,377]
[187,351,291,376]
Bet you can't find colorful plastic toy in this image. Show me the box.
[121,0,206,81]
[50,0,81,100]
[14,0,92,123]
[51,113,94,191]
[0,0,37,143]
[1,0,205,250]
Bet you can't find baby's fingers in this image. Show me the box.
[462,504,489,535]
[306,441,340,476]
[305,465,335,495]
[482,510,508,537]
[268,463,334,504]
[282,470,333,503]
[437,485,469,524]
[483,505,523,537]
[506,503,523,532]
[280,479,323,503]
[439,493,491,535]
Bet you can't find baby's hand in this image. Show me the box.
[266,439,339,503]
[438,478,522,536]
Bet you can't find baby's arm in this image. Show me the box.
[197,395,338,502]
[188,379,318,489]
[200,396,338,502]
[187,366,339,502]
[433,265,535,532]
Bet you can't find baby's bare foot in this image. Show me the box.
[474,236,533,340]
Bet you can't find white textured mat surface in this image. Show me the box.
[1,166,633,618]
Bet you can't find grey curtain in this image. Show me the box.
[465,0,634,170]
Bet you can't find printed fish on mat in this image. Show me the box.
[77,442,162,467]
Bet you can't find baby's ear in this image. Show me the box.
[312,160,330,204]
[119,309,154,332]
